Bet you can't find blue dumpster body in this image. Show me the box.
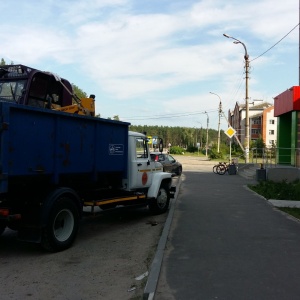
[0,101,130,195]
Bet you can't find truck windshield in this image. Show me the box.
[0,80,27,103]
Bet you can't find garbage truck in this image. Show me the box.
[0,65,175,252]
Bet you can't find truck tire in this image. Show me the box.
[41,196,79,252]
[149,185,170,215]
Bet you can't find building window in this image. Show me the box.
[253,118,261,125]
[269,140,274,145]
[269,130,275,135]
[251,129,261,134]
[269,119,275,124]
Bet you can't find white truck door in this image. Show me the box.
[129,135,153,189]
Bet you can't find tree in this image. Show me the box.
[252,136,266,149]
[0,59,13,65]
[128,124,226,152]
[252,136,266,158]
[72,84,87,100]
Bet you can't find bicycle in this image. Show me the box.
[217,162,229,175]
[213,160,237,175]
[213,162,228,175]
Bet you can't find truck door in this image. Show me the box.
[130,136,153,189]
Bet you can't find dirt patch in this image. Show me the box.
[0,207,168,300]
[173,155,215,172]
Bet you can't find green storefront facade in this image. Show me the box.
[274,86,300,166]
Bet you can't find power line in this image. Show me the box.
[126,24,299,124]
[251,22,300,62]
[123,109,217,121]
[225,23,299,111]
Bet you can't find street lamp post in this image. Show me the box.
[209,92,222,153]
[197,121,203,155]
[223,33,250,163]
[204,111,209,157]
[198,122,202,149]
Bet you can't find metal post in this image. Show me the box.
[245,53,250,163]
[229,138,232,161]
[209,92,222,153]
[205,111,209,157]
[223,33,250,163]
[200,126,203,149]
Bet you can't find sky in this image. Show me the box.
[0,0,299,130]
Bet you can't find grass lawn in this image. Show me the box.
[248,180,300,220]
[278,207,300,220]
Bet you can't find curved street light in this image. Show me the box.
[223,33,250,163]
[204,111,209,157]
[209,92,222,153]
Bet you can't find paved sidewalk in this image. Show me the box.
[149,171,300,300]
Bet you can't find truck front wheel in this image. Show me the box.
[149,185,170,214]
[41,197,79,252]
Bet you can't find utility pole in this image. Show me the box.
[218,100,222,153]
[204,111,209,157]
[223,33,250,163]
[209,92,222,153]
[245,52,250,163]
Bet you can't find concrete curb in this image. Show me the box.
[143,175,182,300]
[268,199,300,208]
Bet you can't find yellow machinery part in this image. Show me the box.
[55,97,95,116]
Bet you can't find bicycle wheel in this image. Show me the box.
[213,165,219,174]
[217,164,226,175]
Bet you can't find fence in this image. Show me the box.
[250,148,300,168]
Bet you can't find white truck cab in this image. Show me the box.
[126,131,171,192]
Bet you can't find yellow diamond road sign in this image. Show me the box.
[225,126,236,138]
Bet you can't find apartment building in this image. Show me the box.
[228,100,277,147]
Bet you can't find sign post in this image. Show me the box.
[224,127,236,161]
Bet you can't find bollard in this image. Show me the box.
[229,164,237,175]
[256,168,266,181]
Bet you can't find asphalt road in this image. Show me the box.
[154,170,300,300]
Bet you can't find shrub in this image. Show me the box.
[170,146,185,155]
[186,145,198,153]
[209,143,227,160]
[249,180,300,200]
[209,148,224,160]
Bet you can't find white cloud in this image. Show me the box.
[54,0,129,24]
[0,0,298,128]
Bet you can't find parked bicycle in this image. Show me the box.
[213,160,237,175]
[213,161,229,175]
